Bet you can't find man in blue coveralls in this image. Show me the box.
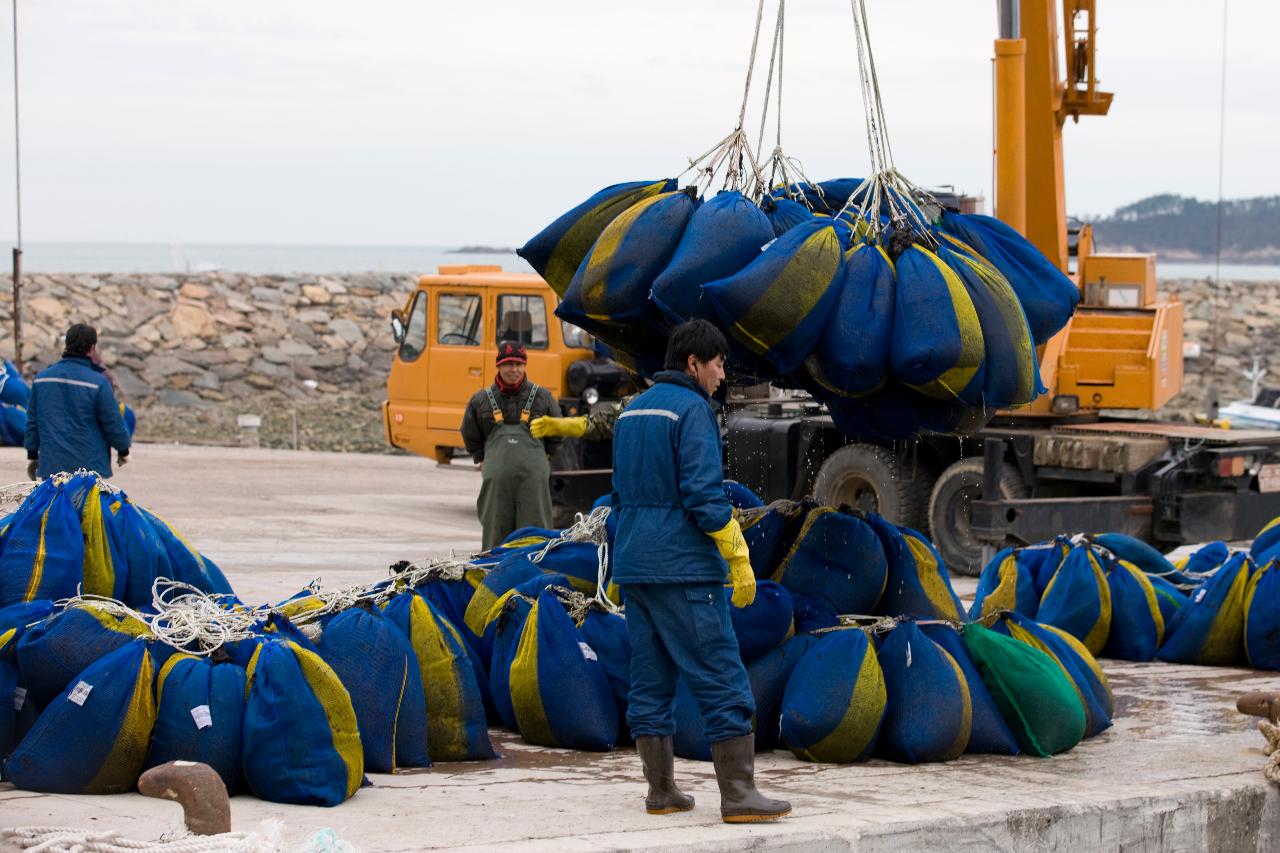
[611,319,790,824]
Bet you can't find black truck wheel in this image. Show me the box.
[928,458,1028,577]
[811,443,928,527]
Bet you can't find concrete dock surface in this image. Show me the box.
[1,443,1278,852]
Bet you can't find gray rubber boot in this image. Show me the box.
[636,735,695,814]
[711,734,791,823]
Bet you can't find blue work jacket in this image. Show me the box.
[611,370,733,584]
[25,355,131,479]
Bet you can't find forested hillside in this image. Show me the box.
[1088,195,1280,261]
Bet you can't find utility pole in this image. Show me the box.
[10,0,22,371]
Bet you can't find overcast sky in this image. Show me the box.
[0,0,1273,246]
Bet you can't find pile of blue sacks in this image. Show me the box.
[518,177,1079,439]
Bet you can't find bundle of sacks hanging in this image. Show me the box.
[969,522,1280,670]
[0,471,233,608]
[0,360,30,447]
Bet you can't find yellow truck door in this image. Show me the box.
[428,286,488,436]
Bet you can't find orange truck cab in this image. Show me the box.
[383,265,630,467]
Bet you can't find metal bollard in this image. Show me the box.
[1236,692,1280,724]
[137,760,232,836]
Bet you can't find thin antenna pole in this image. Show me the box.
[10,0,22,370]
[1210,0,1229,391]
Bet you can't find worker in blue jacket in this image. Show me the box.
[25,324,132,480]
[611,319,790,824]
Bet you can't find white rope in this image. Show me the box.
[0,826,276,853]
[1259,719,1280,786]
[147,580,265,655]
[736,0,768,130]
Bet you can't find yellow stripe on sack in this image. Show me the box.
[509,599,555,747]
[80,485,115,598]
[500,536,550,550]
[1120,561,1166,646]
[734,226,843,355]
[961,253,1038,405]
[81,603,150,638]
[1040,623,1112,699]
[22,501,53,602]
[906,247,984,401]
[277,596,325,622]
[545,181,669,296]
[906,533,960,621]
[244,643,263,701]
[937,232,983,260]
[581,192,671,317]
[1244,562,1269,649]
[88,647,156,794]
[978,553,1021,619]
[939,649,973,761]
[409,597,470,760]
[1201,563,1249,664]
[481,588,519,634]
[293,642,364,798]
[1082,551,1113,655]
[1259,517,1280,539]
[156,653,196,703]
[801,639,885,762]
[0,627,14,654]
[465,583,501,637]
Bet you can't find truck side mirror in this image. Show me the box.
[390,310,406,344]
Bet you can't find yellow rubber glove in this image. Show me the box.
[708,517,755,608]
[530,415,588,439]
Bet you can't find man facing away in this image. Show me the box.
[460,340,562,549]
[610,319,791,824]
[25,323,132,480]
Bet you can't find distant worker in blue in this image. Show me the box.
[611,319,790,824]
[25,323,132,480]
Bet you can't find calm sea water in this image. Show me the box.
[4,241,1277,282]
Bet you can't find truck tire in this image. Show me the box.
[928,458,1028,577]
[811,443,928,528]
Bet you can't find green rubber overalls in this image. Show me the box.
[477,383,553,550]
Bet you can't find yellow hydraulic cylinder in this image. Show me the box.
[994,38,1027,235]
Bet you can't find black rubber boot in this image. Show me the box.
[711,734,791,823]
[636,735,695,814]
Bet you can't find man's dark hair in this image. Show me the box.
[664,319,729,371]
[64,323,98,357]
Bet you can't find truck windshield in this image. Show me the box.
[560,321,593,349]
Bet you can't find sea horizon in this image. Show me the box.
[0,240,1276,283]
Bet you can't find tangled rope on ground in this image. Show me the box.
[1259,719,1280,785]
[0,826,276,853]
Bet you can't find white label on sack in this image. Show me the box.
[68,681,93,706]
[191,704,213,730]
[578,641,598,662]
[905,642,912,668]
[12,686,26,710]
[1195,589,1207,604]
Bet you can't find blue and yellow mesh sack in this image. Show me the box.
[487,592,535,731]
[558,189,697,342]
[1146,573,1188,627]
[0,359,28,407]
[938,244,1042,409]
[1000,614,1112,739]
[818,380,930,441]
[1252,517,1280,567]
[145,652,247,793]
[1093,532,1176,580]
[138,508,233,598]
[384,592,494,762]
[464,555,543,640]
[62,477,129,602]
[960,623,1085,757]
[806,243,896,397]
[868,515,963,621]
[109,498,168,609]
[1245,561,1280,670]
[319,606,430,772]
[740,501,797,578]
[770,179,862,215]
[875,621,971,763]
[1036,544,1113,656]
[780,628,885,763]
[791,593,840,633]
[1157,552,1250,666]
[537,542,610,599]
[724,480,764,510]
[969,547,1040,621]
[703,219,848,374]
[1170,541,1230,584]
[729,579,794,663]
[938,211,1079,346]
[0,479,84,607]
[760,196,815,236]
[518,179,676,298]
[579,607,631,741]
[5,640,155,794]
[889,244,985,403]
[772,507,887,616]
[1104,559,1166,661]
[509,587,618,751]
[0,403,25,446]
[748,633,820,750]
[417,571,486,656]
[920,624,1019,755]
[241,639,363,806]
[16,603,151,707]
[1024,537,1071,598]
[0,599,54,656]
[0,657,15,767]
[650,190,775,328]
